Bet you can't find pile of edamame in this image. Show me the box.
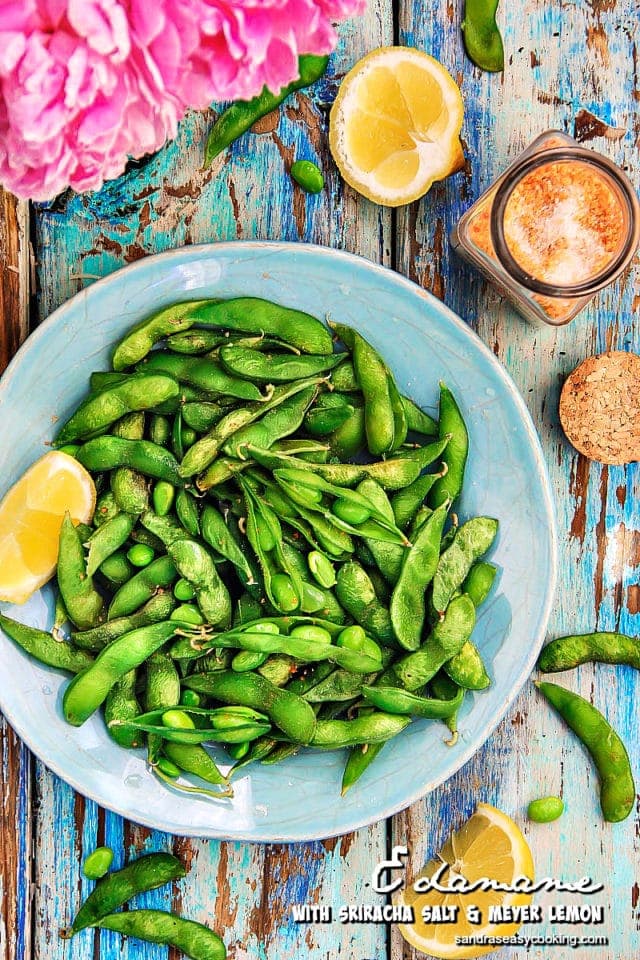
[1,295,500,798]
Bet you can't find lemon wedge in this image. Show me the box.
[329,46,464,207]
[0,451,96,604]
[396,803,535,958]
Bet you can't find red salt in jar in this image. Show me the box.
[450,131,640,327]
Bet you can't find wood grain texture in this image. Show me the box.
[0,189,31,960]
[2,2,639,958]
[392,2,639,958]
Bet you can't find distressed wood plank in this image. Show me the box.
[392,2,639,959]
[30,8,393,960]
[0,188,32,960]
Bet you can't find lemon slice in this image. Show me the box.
[0,452,96,604]
[396,803,534,958]
[329,46,464,207]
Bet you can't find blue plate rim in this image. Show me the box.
[0,240,558,842]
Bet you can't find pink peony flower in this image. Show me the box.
[0,0,366,201]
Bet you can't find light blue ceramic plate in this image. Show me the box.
[0,242,556,841]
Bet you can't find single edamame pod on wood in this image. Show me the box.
[64,852,187,935]
[92,910,226,960]
[535,681,635,823]
[462,0,505,73]
[205,53,328,166]
[538,632,640,672]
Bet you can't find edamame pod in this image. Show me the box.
[94,909,226,960]
[63,621,180,726]
[183,670,317,744]
[0,613,93,673]
[536,681,635,823]
[66,855,187,936]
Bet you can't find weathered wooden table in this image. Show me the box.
[1,3,639,958]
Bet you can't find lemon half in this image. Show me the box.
[0,451,96,604]
[329,46,464,207]
[396,803,535,958]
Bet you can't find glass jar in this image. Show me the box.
[450,131,640,326]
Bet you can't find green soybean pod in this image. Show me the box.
[538,632,640,672]
[176,489,201,537]
[65,852,186,934]
[527,796,564,823]
[432,516,499,613]
[401,396,438,436]
[390,474,438,531]
[57,514,104,631]
[110,410,150,514]
[149,414,172,447]
[167,538,232,628]
[429,382,468,510]
[334,562,395,646]
[393,594,476,691]
[390,502,449,651]
[444,640,490,690]
[341,742,385,795]
[462,561,497,607]
[108,556,178,619]
[93,910,226,960]
[196,297,333,355]
[73,593,175,651]
[182,402,226,433]
[86,513,136,577]
[329,322,398,455]
[290,159,324,193]
[536,681,635,823]
[183,670,316,744]
[361,684,464,719]
[462,0,505,73]
[153,480,175,516]
[310,713,411,748]
[0,613,94,674]
[63,621,180,726]
[112,300,218,370]
[162,741,228,787]
[77,437,183,486]
[104,670,143,748]
[56,375,179,442]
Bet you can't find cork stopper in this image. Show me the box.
[559,351,640,464]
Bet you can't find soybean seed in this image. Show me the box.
[127,544,155,567]
[527,795,564,823]
[174,578,197,602]
[82,846,114,880]
[290,159,325,194]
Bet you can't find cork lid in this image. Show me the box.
[559,351,640,464]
